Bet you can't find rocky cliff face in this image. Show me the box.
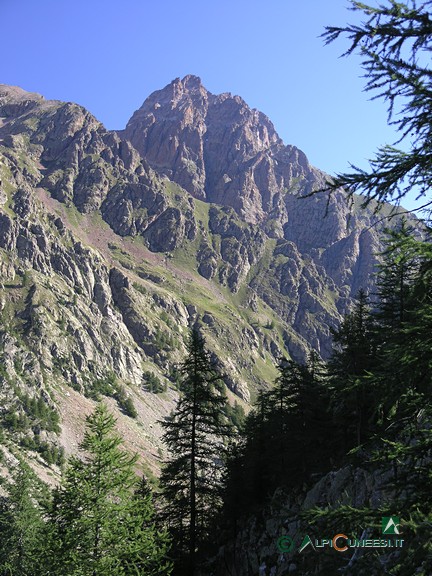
[121,75,316,227]
[0,80,409,475]
[120,75,402,355]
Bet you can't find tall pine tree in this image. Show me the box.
[222,353,332,534]
[328,289,377,449]
[159,329,231,576]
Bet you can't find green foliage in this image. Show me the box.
[47,403,172,575]
[288,11,432,571]
[328,289,378,450]
[3,411,29,432]
[375,220,420,330]
[132,281,147,296]
[142,369,167,393]
[0,408,172,575]
[0,361,11,383]
[322,0,432,215]
[223,401,246,431]
[153,325,176,352]
[215,223,432,573]
[19,436,65,466]
[297,5,432,568]
[0,464,46,575]
[116,385,138,418]
[118,476,172,575]
[52,353,69,375]
[22,393,60,433]
[298,230,432,574]
[21,270,31,288]
[160,309,174,328]
[2,391,60,439]
[168,365,182,388]
[205,5,432,568]
[222,354,332,527]
[160,329,231,574]
[86,373,137,418]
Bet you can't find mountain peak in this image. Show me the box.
[122,77,291,220]
[175,74,204,90]
[167,74,209,106]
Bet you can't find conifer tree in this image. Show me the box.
[268,360,313,484]
[222,354,331,531]
[0,463,46,575]
[396,266,432,397]
[47,403,171,576]
[328,289,377,449]
[322,0,432,216]
[237,388,274,509]
[268,355,332,487]
[118,476,173,576]
[159,329,231,575]
[298,3,432,573]
[375,221,419,330]
[366,224,425,425]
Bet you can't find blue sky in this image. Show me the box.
[2,0,401,182]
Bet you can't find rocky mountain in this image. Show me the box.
[0,78,408,475]
[120,75,403,351]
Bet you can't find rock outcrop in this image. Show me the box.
[206,464,394,576]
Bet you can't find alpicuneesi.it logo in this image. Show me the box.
[277,517,404,554]
[382,516,401,535]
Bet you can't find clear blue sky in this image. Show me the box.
[2,0,400,180]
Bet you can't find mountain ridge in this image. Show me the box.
[0,78,413,475]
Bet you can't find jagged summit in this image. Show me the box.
[172,74,205,90]
[121,75,290,222]
[160,75,252,111]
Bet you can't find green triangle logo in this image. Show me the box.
[382,516,401,535]
[299,534,316,552]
